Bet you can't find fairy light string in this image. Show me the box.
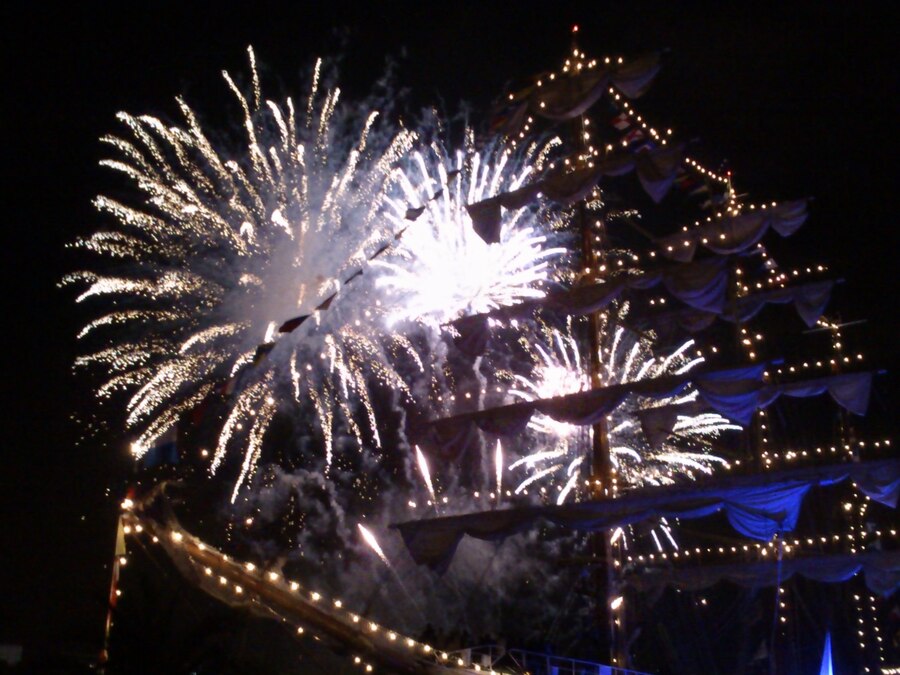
[117,505,506,674]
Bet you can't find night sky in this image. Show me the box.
[2,1,897,668]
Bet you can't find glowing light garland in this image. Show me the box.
[119,508,505,674]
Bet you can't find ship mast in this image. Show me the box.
[569,24,624,668]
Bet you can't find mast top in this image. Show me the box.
[570,24,581,54]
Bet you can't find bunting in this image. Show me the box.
[276,178,460,341]
[612,113,631,130]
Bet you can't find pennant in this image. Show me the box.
[488,101,528,137]
[634,143,684,203]
[253,342,275,364]
[317,292,337,311]
[688,181,710,197]
[623,128,646,145]
[632,138,656,154]
[674,173,698,192]
[343,269,364,284]
[612,113,631,130]
[405,205,426,221]
[700,193,729,210]
[277,221,409,341]
[279,315,310,333]
[218,375,238,397]
[190,393,212,426]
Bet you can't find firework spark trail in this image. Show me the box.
[509,332,587,438]
[415,446,437,507]
[497,322,741,549]
[358,523,391,565]
[358,523,427,622]
[557,456,583,505]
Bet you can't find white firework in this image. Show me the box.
[374,131,567,326]
[509,325,740,507]
[64,48,422,501]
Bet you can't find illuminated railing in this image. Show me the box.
[451,645,653,675]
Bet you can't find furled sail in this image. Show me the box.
[467,145,684,243]
[426,363,764,454]
[655,200,808,262]
[630,279,835,338]
[621,550,900,597]
[450,257,730,356]
[494,53,661,136]
[394,459,900,572]
[424,367,872,455]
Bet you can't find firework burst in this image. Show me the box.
[65,48,424,500]
[508,322,740,507]
[374,130,567,326]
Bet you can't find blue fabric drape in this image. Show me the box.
[395,459,900,572]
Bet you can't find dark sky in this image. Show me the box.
[2,0,897,664]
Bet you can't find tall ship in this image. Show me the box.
[73,28,897,675]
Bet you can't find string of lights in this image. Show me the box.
[118,504,508,675]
